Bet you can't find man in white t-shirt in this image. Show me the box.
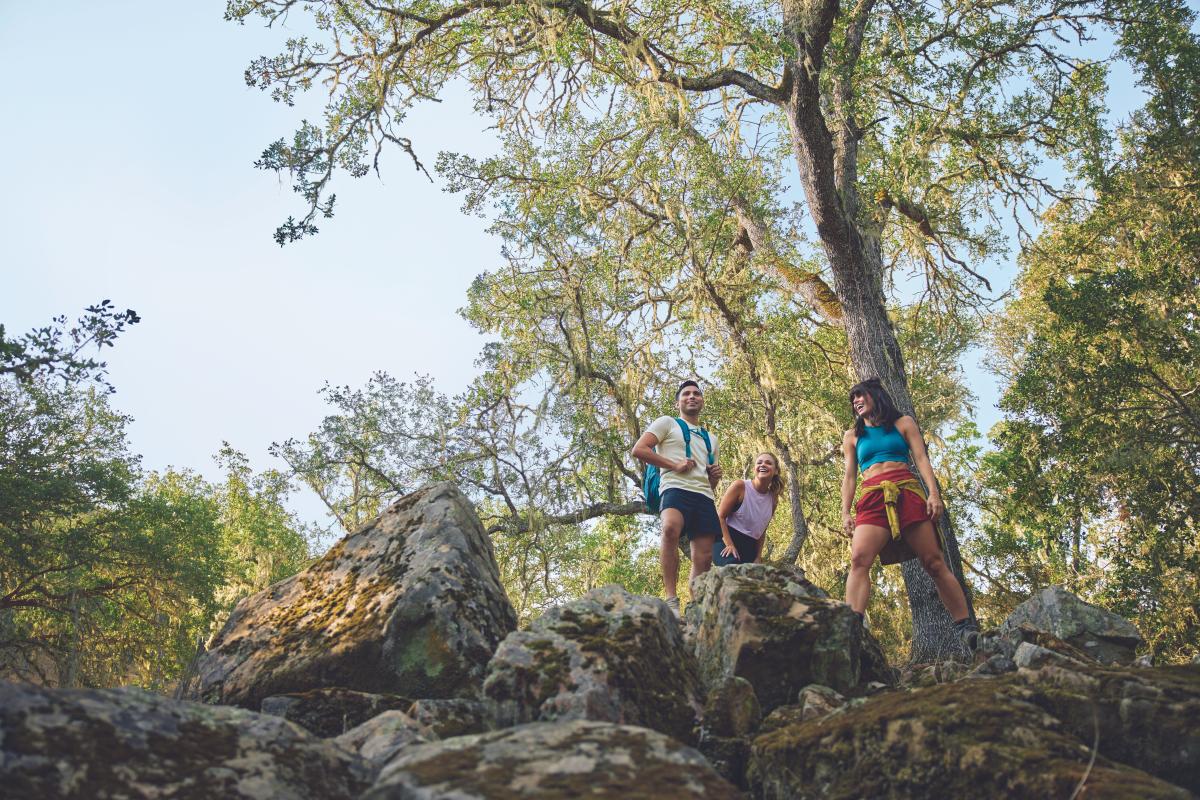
[631,380,723,616]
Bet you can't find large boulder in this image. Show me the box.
[1022,663,1200,793]
[362,720,741,799]
[697,676,762,788]
[0,683,371,800]
[483,585,705,744]
[686,564,889,713]
[1001,585,1144,664]
[183,483,517,708]
[748,663,1200,799]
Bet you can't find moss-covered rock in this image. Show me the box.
[0,683,371,799]
[406,697,496,738]
[260,687,413,737]
[1019,663,1200,793]
[363,720,742,799]
[748,666,1196,799]
[334,710,433,768]
[1001,585,1144,665]
[698,677,763,789]
[182,483,517,709]
[686,564,890,714]
[483,586,705,745]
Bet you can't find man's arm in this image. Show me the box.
[632,431,692,473]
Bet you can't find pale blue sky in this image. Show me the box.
[0,2,1154,526]
[1,2,500,522]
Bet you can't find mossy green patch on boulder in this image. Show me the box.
[0,683,371,799]
[748,667,1195,799]
[363,720,742,799]
[181,483,517,709]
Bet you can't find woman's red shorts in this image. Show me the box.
[854,467,931,532]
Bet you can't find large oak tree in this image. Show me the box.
[229,0,1128,656]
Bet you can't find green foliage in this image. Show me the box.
[972,0,1200,661]
[0,301,139,390]
[0,376,315,688]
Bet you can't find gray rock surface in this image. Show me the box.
[362,720,741,799]
[405,697,495,738]
[1001,585,1144,664]
[0,682,371,800]
[796,684,847,721]
[182,483,517,709]
[334,710,433,768]
[1013,641,1086,670]
[697,676,762,788]
[749,666,1196,799]
[260,687,413,737]
[686,563,889,712]
[483,585,704,744]
[1020,663,1200,793]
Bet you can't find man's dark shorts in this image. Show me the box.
[660,488,720,542]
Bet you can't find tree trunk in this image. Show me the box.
[778,449,813,563]
[780,48,975,660]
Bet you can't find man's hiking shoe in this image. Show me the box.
[665,596,681,619]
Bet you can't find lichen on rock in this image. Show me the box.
[0,683,372,799]
[483,585,705,744]
[748,662,1200,799]
[363,720,742,799]
[182,482,518,709]
[686,563,891,714]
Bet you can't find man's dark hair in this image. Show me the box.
[676,379,702,399]
[849,378,902,435]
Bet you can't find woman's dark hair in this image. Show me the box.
[849,378,901,436]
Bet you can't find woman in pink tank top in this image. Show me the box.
[715,453,784,565]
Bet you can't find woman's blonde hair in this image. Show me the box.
[750,452,786,500]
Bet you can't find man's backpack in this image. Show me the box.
[643,418,715,514]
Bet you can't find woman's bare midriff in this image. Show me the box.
[861,460,912,481]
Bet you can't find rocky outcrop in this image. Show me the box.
[0,682,371,800]
[183,483,517,709]
[483,585,704,744]
[334,710,433,768]
[260,688,413,737]
[405,697,495,738]
[697,676,762,788]
[1001,585,1144,664]
[1023,663,1200,793]
[748,663,1200,799]
[686,564,890,713]
[362,720,742,799]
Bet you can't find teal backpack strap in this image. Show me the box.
[674,417,693,458]
[695,427,714,464]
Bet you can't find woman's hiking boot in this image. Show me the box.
[953,618,982,654]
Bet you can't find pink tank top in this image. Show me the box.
[725,479,775,539]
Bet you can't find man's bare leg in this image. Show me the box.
[660,509,684,599]
[690,536,714,582]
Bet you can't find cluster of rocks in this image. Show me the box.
[2,482,1197,799]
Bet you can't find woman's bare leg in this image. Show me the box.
[903,520,969,620]
[845,524,891,613]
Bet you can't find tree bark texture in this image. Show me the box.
[779,0,974,660]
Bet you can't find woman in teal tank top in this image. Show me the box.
[840,379,978,649]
